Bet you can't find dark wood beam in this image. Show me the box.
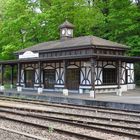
[1,64,4,85]
[117,60,121,89]
[11,65,14,86]
[17,63,21,86]
[91,58,96,97]
[63,60,67,89]
[38,61,42,87]
[0,54,140,65]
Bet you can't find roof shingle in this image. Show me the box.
[16,35,128,54]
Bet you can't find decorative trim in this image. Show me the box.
[54,85,65,88]
[79,85,92,89]
[19,51,39,59]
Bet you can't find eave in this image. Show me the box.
[0,54,140,65]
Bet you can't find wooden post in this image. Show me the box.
[17,63,21,86]
[117,60,121,89]
[1,64,4,86]
[0,64,5,91]
[90,58,96,98]
[11,65,14,88]
[63,60,67,89]
[38,61,42,88]
[63,60,68,95]
[117,60,122,96]
[37,61,43,94]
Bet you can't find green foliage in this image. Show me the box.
[1,44,18,60]
[0,0,139,60]
[48,126,54,133]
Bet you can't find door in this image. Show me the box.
[43,69,55,89]
[66,68,80,90]
[25,69,35,88]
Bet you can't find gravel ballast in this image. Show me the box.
[0,113,137,140]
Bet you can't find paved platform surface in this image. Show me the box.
[2,87,140,105]
[94,88,140,104]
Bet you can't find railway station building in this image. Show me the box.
[0,21,140,97]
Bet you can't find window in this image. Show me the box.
[103,68,117,84]
[113,51,116,55]
[118,51,122,55]
[103,50,107,54]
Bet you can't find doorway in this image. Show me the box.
[43,69,55,89]
[66,68,80,90]
[25,69,35,88]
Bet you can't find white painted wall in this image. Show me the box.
[121,62,126,84]
[126,63,134,84]
[18,61,136,93]
[127,84,135,90]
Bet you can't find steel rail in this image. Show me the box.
[0,115,104,140]
[0,96,140,118]
[1,95,140,113]
[0,104,139,125]
[0,110,140,139]
[0,108,140,132]
[0,127,45,140]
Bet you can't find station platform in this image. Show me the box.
[1,88,140,111]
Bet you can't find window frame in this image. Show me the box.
[103,68,117,85]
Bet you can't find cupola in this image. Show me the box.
[59,20,75,40]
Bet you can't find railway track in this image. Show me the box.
[0,102,140,125]
[0,95,140,118]
[0,96,140,139]
[0,96,140,126]
[0,105,140,139]
[0,114,104,140]
[0,95,140,113]
[0,127,44,140]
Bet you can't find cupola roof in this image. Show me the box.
[59,20,75,29]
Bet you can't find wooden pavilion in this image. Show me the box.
[0,20,140,98]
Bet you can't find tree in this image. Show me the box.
[0,0,49,60]
[0,0,139,60]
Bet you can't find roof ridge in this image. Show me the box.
[89,35,94,45]
[91,35,127,47]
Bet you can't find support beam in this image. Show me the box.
[0,64,5,91]
[1,64,4,86]
[17,63,21,86]
[11,65,14,88]
[38,61,43,94]
[63,60,67,88]
[117,60,122,96]
[17,63,22,92]
[38,61,42,87]
[63,60,68,96]
[90,58,96,98]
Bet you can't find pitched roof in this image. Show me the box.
[16,35,128,54]
[59,20,75,29]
